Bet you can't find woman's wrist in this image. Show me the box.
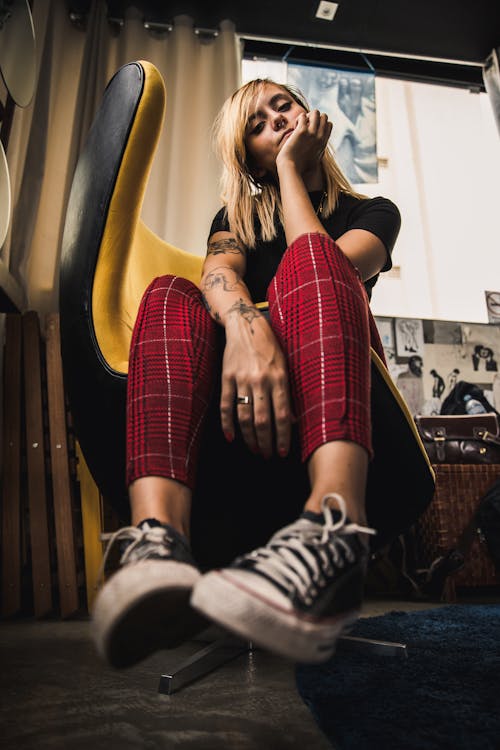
[224,299,265,332]
[276,156,302,181]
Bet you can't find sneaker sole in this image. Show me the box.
[191,570,359,664]
[92,559,206,668]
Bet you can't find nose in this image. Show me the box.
[272,112,286,130]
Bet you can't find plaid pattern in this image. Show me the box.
[268,232,384,461]
[127,233,387,488]
[126,275,217,489]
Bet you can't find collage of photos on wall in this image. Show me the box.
[374,317,500,417]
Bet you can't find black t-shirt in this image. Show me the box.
[208,191,401,302]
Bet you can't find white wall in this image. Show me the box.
[242,59,500,322]
[365,78,500,323]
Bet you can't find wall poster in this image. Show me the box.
[287,63,378,185]
[375,316,500,417]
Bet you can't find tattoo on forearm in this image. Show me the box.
[201,294,221,322]
[207,238,245,257]
[202,266,241,293]
[226,299,262,334]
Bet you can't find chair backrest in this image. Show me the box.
[60,60,202,515]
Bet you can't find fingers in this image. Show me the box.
[251,392,273,457]
[220,326,292,458]
[318,111,332,138]
[220,377,236,443]
[302,109,329,131]
[240,382,293,458]
[307,109,321,131]
[221,379,292,459]
[270,382,292,457]
[295,110,332,150]
[312,111,333,143]
[236,392,259,455]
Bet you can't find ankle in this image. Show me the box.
[135,515,190,540]
[129,476,192,540]
[304,493,367,526]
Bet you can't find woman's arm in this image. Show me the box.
[276,110,387,281]
[201,231,251,326]
[333,228,387,281]
[201,231,292,459]
[276,110,331,245]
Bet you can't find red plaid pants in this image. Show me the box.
[126,233,386,489]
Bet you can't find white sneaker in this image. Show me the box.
[191,495,375,663]
[92,520,206,668]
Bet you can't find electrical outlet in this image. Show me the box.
[315,2,339,21]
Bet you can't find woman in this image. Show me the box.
[92,79,401,669]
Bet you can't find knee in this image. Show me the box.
[288,232,339,263]
[144,274,203,307]
[286,232,360,280]
[147,274,199,295]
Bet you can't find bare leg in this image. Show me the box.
[305,440,368,525]
[129,477,192,539]
[191,437,372,665]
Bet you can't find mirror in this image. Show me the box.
[0,0,36,108]
[0,140,11,248]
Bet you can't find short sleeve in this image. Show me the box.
[348,197,401,272]
[208,207,230,240]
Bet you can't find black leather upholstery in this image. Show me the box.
[60,63,147,516]
[366,358,435,548]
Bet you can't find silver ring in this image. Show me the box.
[236,395,252,405]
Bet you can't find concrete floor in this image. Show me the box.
[0,597,448,750]
[0,620,333,750]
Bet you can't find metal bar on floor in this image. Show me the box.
[158,637,251,695]
[338,634,408,658]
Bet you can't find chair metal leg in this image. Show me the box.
[158,636,251,695]
[338,634,408,658]
[158,632,407,694]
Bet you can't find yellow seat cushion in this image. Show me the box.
[91,60,203,375]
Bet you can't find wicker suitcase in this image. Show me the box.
[417,464,500,601]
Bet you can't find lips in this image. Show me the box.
[280,128,294,143]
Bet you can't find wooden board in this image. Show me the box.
[22,311,52,616]
[45,313,79,617]
[1,314,22,615]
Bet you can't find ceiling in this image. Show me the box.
[67,1,500,91]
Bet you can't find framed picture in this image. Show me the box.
[394,318,425,360]
[287,63,378,184]
[485,290,500,324]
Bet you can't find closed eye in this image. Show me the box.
[250,121,265,135]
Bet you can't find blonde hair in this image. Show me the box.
[213,78,365,248]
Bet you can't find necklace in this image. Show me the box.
[316,191,327,216]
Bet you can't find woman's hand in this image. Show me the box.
[220,305,292,459]
[201,231,293,457]
[276,109,333,179]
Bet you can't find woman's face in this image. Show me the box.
[244,83,307,179]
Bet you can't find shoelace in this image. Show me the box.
[243,494,376,605]
[96,525,172,585]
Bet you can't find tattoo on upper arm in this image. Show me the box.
[226,299,262,334]
[207,238,245,257]
[202,267,241,293]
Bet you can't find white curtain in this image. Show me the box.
[3,0,241,316]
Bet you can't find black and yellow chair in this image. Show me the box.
[60,60,202,523]
[59,60,434,691]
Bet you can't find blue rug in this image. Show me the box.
[296,605,500,750]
